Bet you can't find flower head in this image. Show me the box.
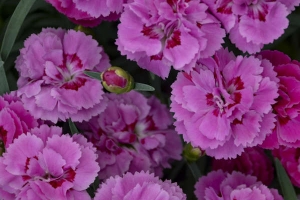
[0,92,38,149]
[258,50,300,148]
[202,0,299,53]
[45,0,126,27]
[79,91,182,180]
[116,0,225,78]
[0,125,100,199]
[195,170,283,200]
[273,147,300,187]
[16,28,110,123]
[171,48,278,159]
[94,171,186,200]
[212,147,274,185]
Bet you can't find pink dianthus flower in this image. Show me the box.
[16,28,110,123]
[212,147,274,185]
[0,92,38,149]
[258,50,300,148]
[79,91,182,180]
[203,0,299,53]
[0,125,100,199]
[45,0,127,27]
[273,146,300,187]
[116,0,225,78]
[194,170,283,200]
[171,48,278,159]
[94,171,186,200]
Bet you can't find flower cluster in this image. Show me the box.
[16,28,110,123]
[116,0,225,78]
[212,147,274,185]
[0,125,100,199]
[194,170,283,200]
[94,171,186,200]
[79,91,182,180]
[171,48,278,159]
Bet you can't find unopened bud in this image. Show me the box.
[183,143,205,162]
[101,66,134,94]
[74,25,95,37]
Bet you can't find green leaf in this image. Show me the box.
[68,119,79,135]
[186,161,202,181]
[134,82,155,92]
[84,71,102,81]
[0,0,36,61]
[275,158,297,200]
[0,60,9,95]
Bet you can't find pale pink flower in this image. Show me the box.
[16,28,110,123]
[212,147,274,185]
[79,91,182,180]
[116,0,225,78]
[195,170,283,200]
[203,0,299,53]
[0,125,99,199]
[171,48,278,159]
[45,0,127,27]
[0,92,38,148]
[259,50,300,148]
[94,171,186,200]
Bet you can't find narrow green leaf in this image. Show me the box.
[68,119,79,135]
[84,71,102,81]
[0,0,36,61]
[0,60,9,95]
[134,82,155,92]
[275,158,297,200]
[186,161,202,181]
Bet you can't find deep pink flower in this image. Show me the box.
[171,48,278,159]
[16,28,110,123]
[116,0,225,78]
[94,171,186,200]
[203,0,299,53]
[0,92,38,149]
[0,125,99,199]
[212,147,274,185]
[273,147,300,187]
[79,91,182,180]
[258,50,300,148]
[45,0,126,27]
[194,170,283,200]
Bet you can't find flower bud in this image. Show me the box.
[101,66,134,94]
[183,143,205,162]
[74,25,95,37]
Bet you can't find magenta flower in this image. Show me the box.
[94,171,186,200]
[16,28,110,123]
[202,0,298,53]
[195,170,283,200]
[212,147,274,185]
[258,50,300,148]
[272,147,300,187]
[0,125,99,199]
[0,92,38,149]
[171,48,278,159]
[45,0,126,27]
[79,91,182,180]
[116,0,225,78]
